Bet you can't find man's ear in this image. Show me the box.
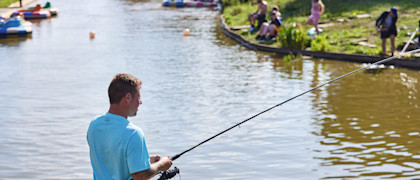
[124,92,132,102]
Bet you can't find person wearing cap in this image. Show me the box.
[376,7,398,56]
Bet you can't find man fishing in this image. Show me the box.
[87,73,172,180]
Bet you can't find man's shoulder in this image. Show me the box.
[258,1,267,6]
[92,113,105,120]
[88,113,131,131]
[380,11,389,17]
[126,123,144,135]
[125,123,146,144]
[89,114,106,125]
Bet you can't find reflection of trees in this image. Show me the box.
[271,55,304,79]
[310,61,420,179]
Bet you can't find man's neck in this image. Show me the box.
[108,104,128,119]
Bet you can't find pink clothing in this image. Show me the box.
[308,8,321,24]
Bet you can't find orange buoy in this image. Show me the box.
[183,29,190,36]
[89,31,95,39]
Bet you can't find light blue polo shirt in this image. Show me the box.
[87,112,150,180]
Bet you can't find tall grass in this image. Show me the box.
[0,0,19,8]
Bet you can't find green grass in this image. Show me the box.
[0,0,19,7]
[223,0,420,56]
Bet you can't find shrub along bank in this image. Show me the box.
[222,0,420,56]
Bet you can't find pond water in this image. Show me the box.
[1,0,420,179]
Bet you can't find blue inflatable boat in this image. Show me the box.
[0,16,32,38]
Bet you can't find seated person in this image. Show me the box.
[255,7,283,41]
[34,4,42,11]
[248,0,268,32]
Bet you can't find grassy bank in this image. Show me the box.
[0,0,19,7]
[222,0,420,56]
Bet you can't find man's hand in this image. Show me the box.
[132,155,173,180]
[157,156,172,172]
[150,155,172,171]
[150,155,160,163]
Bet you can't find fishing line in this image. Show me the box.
[170,48,420,161]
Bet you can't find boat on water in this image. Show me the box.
[11,4,51,19]
[28,2,59,16]
[162,0,218,8]
[0,16,32,38]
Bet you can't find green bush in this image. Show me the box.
[310,35,329,51]
[277,25,307,49]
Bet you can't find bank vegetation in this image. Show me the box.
[222,0,420,57]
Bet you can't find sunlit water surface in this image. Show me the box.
[1,0,420,179]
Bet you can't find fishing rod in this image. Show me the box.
[158,48,420,179]
[171,48,420,161]
[401,28,419,53]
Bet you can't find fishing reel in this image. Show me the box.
[157,167,180,180]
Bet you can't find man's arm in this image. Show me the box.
[254,6,261,14]
[132,156,172,180]
[252,2,263,14]
[375,12,386,28]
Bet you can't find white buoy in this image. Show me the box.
[183,29,190,36]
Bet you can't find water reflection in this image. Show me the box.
[271,55,304,79]
[0,36,32,47]
[1,0,420,179]
[311,60,420,179]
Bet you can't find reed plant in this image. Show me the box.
[277,25,307,49]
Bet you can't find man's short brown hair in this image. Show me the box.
[108,74,142,104]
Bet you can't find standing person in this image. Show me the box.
[87,74,172,180]
[305,0,325,35]
[376,7,398,56]
[248,0,268,32]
